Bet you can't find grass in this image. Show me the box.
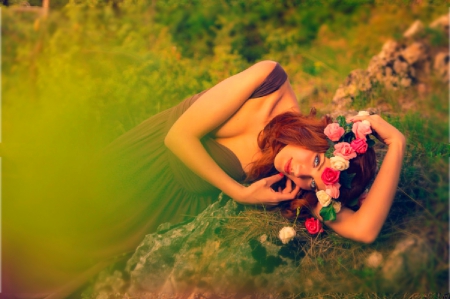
[3,1,449,297]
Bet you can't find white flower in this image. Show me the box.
[362,119,371,126]
[332,200,342,213]
[278,226,296,244]
[330,156,350,171]
[316,190,332,207]
[259,234,268,243]
[366,251,383,268]
[357,111,370,116]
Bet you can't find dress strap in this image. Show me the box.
[249,63,288,98]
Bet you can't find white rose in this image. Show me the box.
[362,119,371,127]
[366,251,383,268]
[278,226,296,244]
[316,190,332,207]
[332,200,342,213]
[330,156,350,171]
[357,111,370,116]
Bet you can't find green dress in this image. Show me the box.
[4,63,288,299]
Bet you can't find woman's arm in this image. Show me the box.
[165,61,299,205]
[313,115,406,243]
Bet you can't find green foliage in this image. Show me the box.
[152,0,375,62]
[320,205,337,221]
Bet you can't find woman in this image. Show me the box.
[164,60,405,243]
[6,61,405,298]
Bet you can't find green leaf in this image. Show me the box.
[367,137,375,148]
[345,123,353,133]
[348,197,359,207]
[343,131,355,143]
[325,146,334,158]
[340,171,356,189]
[320,205,336,221]
[336,116,347,128]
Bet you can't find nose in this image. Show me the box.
[292,163,303,177]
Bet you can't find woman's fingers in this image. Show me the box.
[348,114,404,145]
[263,173,284,186]
[280,179,292,193]
[250,175,301,205]
[276,181,300,201]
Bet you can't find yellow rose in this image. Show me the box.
[330,156,349,171]
[316,190,332,207]
[332,201,342,213]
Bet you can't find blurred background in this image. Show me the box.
[2,0,449,295]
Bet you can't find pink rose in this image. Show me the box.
[305,217,323,235]
[352,122,372,139]
[321,167,340,185]
[326,182,341,199]
[351,138,368,154]
[333,142,357,160]
[324,123,345,141]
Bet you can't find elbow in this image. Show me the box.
[164,129,175,150]
[357,234,378,244]
[351,229,379,244]
[344,233,377,244]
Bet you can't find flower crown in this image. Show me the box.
[317,111,375,221]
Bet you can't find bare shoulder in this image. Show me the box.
[238,60,279,81]
[247,60,278,73]
[250,60,279,70]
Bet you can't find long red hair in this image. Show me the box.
[246,109,377,219]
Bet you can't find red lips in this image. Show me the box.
[284,158,292,174]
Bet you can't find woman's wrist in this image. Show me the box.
[224,182,248,203]
[383,125,405,145]
[386,132,406,150]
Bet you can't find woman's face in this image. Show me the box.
[274,144,331,191]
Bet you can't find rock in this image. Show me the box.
[400,42,428,65]
[429,14,449,32]
[433,52,449,82]
[91,270,126,297]
[382,236,431,290]
[86,197,311,298]
[393,58,409,76]
[417,83,428,95]
[379,40,402,62]
[332,69,371,109]
[333,22,447,109]
[403,20,424,38]
[400,77,412,87]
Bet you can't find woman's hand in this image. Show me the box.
[349,114,405,146]
[235,174,300,205]
[278,177,296,194]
